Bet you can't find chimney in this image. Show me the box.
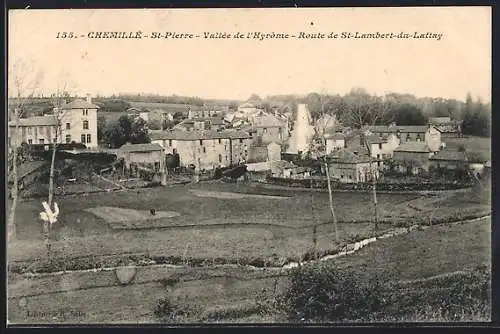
[86,93,92,104]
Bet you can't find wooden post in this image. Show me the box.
[325,162,339,242]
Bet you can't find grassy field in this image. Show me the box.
[8,182,489,267]
[445,136,491,159]
[7,217,490,324]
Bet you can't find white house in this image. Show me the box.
[325,133,346,154]
[8,94,99,149]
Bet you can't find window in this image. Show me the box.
[341,175,344,179]
[81,134,86,143]
[203,147,206,153]
[218,138,222,144]
[83,120,89,130]
[219,154,222,163]
[28,139,33,144]
[377,154,380,160]
[225,156,228,162]
[199,139,203,146]
[27,127,32,134]
[87,134,91,144]
[39,139,45,144]
[82,109,88,116]
[66,123,71,130]
[34,127,38,137]
[406,134,411,141]
[349,175,352,180]
[379,143,382,150]
[65,134,71,143]
[168,139,172,146]
[263,128,268,133]
[239,139,243,144]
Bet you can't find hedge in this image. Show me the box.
[265,176,473,192]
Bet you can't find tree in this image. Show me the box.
[340,90,391,228]
[102,115,150,148]
[7,59,44,243]
[97,115,107,142]
[228,101,239,111]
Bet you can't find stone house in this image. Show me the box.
[429,149,469,170]
[325,149,379,183]
[366,123,442,152]
[428,117,463,138]
[8,95,99,149]
[248,112,289,145]
[150,129,250,170]
[117,143,165,173]
[269,160,296,178]
[174,117,226,131]
[324,132,346,154]
[392,142,434,174]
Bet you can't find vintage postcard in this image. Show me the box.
[7,7,491,324]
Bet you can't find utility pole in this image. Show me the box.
[325,161,339,242]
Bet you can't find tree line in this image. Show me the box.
[302,89,491,137]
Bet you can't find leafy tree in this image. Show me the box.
[383,103,427,125]
[103,115,150,148]
[97,115,107,142]
[462,94,491,137]
[228,102,239,111]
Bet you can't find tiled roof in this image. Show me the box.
[119,143,164,153]
[327,149,371,164]
[61,99,100,110]
[394,142,430,153]
[397,125,429,133]
[429,117,452,124]
[8,115,58,127]
[250,113,286,128]
[366,125,398,133]
[325,133,345,140]
[239,102,256,109]
[188,117,226,125]
[150,129,251,141]
[270,160,295,170]
[367,124,432,133]
[430,149,468,162]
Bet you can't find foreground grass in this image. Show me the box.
[8,217,490,324]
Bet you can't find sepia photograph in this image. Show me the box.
[7,7,492,324]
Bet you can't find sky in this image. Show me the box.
[8,7,491,102]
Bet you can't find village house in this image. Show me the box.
[365,123,442,152]
[245,142,282,172]
[269,160,296,178]
[8,95,99,149]
[150,129,251,170]
[392,142,435,174]
[187,108,220,119]
[174,117,226,131]
[237,102,260,115]
[428,117,463,138]
[360,133,401,170]
[247,112,289,145]
[117,143,165,173]
[324,129,346,154]
[429,148,469,171]
[325,149,379,183]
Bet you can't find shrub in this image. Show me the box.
[279,263,390,322]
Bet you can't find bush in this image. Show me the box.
[276,263,490,323]
[279,263,389,322]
